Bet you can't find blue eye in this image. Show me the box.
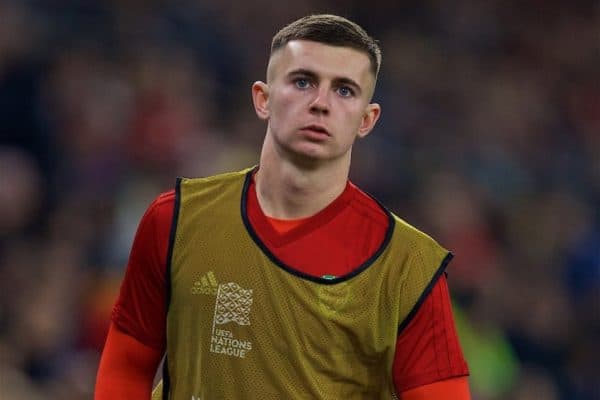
[337,86,354,97]
[295,78,310,89]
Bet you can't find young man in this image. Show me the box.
[95,14,470,399]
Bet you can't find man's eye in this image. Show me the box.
[337,86,354,97]
[295,79,310,89]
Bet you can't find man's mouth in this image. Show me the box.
[301,125,330,136]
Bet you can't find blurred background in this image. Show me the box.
[0,0,598,399]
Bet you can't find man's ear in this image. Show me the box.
[357,103,381,138]
[252,81,269,120]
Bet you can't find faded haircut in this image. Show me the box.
[271,14,382,77]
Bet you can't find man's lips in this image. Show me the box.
[300,125,330,136]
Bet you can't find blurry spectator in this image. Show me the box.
[0,148,43,237]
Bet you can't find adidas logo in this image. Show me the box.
[191,271,218,295]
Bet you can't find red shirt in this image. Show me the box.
[112,177,468,392]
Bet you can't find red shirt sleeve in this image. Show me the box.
[401,376,471,399]
[111,190,175,350]
[95,322,164,400]
[393,274,470,392]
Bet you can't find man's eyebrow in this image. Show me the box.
[287,68,319,80]
[287,69,363,94]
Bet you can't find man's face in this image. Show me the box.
[253,40,381,165]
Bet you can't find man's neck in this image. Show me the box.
[255,148,350,220]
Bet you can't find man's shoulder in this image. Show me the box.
[348,182,442,249]
[388,214,450,268]
[391,212,439,242]
[347,181,390,228]
[154,189,176,206]
[144,167,247,216]
[179,166,255,187]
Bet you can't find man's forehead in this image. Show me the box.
[267,40,372,81]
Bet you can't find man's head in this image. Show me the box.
[252,15,382,167]
[271,14,381,78]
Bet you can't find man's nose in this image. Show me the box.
[309,86,330,115]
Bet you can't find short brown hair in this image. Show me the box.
[271,14,382,77]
